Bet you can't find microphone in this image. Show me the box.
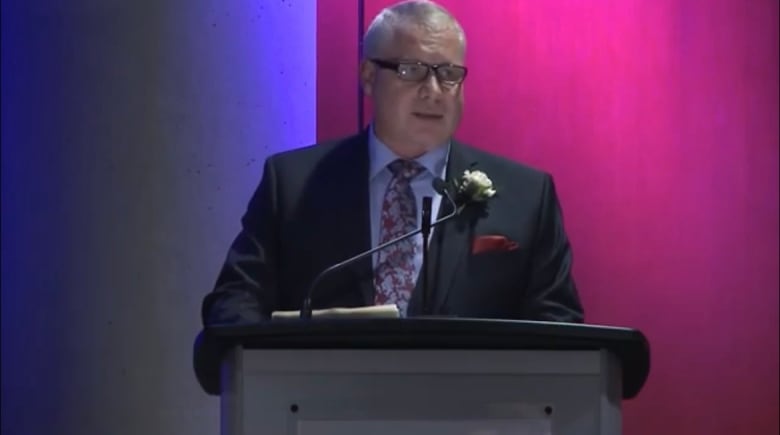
[421,177,458,315]
[432,178,453,200]
[420,196,433,315]
[300,177,462,320]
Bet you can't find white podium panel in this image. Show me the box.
[220,348,622,435]
[298,419,552,435]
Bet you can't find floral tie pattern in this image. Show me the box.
[374,159,425,316]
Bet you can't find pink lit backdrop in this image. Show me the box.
[318,1,779,433]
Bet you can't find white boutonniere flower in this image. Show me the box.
[457,169,497,203]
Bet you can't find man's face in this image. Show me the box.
[361,25,466,156]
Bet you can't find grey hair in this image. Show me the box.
[362,0,466,59]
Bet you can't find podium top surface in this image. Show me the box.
[195,317,650,399]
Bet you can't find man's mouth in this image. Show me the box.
[413,112,444,120]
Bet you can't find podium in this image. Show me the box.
[193,318,650,435]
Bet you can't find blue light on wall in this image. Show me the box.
[1,1,317,434]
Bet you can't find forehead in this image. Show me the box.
[382,25,464,64]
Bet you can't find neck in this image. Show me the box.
[371,124,440,159]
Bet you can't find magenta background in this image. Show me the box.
[319,1,779,433]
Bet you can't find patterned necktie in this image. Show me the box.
[374,159,425,316]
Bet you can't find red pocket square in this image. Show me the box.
[471,235,519,255]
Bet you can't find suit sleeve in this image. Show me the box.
[200,158,280,325]
[522,174,585,323]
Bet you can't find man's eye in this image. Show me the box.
[439,68,456,79]
[400,64,425,76]
[438,67,464,82]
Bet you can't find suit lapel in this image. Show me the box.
[409,141,476,315]
[348,135,377,306]
[319,130,375,306]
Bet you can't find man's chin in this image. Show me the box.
[411,133,450,150]
[407,126,451,145]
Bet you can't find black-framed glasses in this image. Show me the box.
[371,59,468,85]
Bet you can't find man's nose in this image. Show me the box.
[419,71,443,99]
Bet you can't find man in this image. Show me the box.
[201,0,583,326]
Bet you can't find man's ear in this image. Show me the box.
[359,59,375,96]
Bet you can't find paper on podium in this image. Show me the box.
[271,304,400,320]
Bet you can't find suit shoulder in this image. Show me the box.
[265,132,363,168]
[456,141,552,184]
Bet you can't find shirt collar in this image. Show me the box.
[367,123,450,180]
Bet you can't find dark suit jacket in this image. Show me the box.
[201,130,584,325]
